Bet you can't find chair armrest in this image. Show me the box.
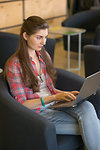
[88,87,100,120]
[94,25,100,45]
[55,68,84,91]
[0,73,57,150]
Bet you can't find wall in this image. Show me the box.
[0,0,67,36]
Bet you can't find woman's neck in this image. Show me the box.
[28,49,42,75]
[28,49,36,59]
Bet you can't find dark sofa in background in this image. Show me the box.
[62,9,100,52]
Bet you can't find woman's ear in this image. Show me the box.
[23,32,28,40]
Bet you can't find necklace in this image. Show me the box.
[38,74,43,83]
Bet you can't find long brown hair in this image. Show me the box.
[4,16,57,92]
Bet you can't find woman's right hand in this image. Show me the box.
[54,91,77,102]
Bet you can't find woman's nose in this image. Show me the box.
[41,38,46,45]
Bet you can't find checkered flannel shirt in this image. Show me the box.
[7,51,56,113]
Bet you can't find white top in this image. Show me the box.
[36,73,55,110]
[37,73,51,97]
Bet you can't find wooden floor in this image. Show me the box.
[54,38,85,78]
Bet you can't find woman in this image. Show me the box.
[4,16,100,150]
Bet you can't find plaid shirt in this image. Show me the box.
[7,51,56,113]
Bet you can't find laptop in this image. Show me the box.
[49,71,100,108]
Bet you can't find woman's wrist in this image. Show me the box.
[40,97,45,107]
[43,94,56,104]
[55,89,63,93]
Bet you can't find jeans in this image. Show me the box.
[40,101,100,150]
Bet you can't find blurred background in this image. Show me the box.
[0,0,100,77]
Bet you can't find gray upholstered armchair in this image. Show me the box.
[1,31,100,150]
[0,31,84,150]
[1,66,100,150]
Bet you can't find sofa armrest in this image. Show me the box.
[0,73,57,150]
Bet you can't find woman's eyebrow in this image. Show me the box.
[36,35,48,38]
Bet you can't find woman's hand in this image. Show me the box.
[54,91,79,102]
[71,91,79,96]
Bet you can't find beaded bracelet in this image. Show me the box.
[40,97,45,107]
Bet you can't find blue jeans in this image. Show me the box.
[40,101,100,150]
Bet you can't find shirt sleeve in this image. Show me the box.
[7,60,27,104]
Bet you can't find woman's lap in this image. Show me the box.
[40,105,80,135]
[40,100,99,136]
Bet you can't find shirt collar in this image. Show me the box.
[36,51,44,63]
[29,51,44,64]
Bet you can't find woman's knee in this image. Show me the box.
[81,101,94,110]
[79,101,97,117]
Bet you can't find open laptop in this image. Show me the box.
[49,71,100,108]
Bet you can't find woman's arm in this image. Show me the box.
[22,94,55,109]
[6,56,79,110]
[22,90,78,110]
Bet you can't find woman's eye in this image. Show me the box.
[37,36,41,40]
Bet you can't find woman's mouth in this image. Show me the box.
[38,46,42,49]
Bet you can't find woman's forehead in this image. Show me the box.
[34,28,48,36]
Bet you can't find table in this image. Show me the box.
[49,26,86,71]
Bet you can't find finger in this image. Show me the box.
[71,91,79,96]
[66,92,76,100]
[63,97,71,102]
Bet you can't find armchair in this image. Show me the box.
[1,68,100,150]
[1,31,100,150]
[0,70,84,150]
[62,9,100,52]
[0,31,84,150]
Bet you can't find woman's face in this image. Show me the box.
[23,28,48,52]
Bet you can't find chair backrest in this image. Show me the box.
[0,31,56,70]
[44,38,56,62]
[62,9,100,32]
[0,32,19,70]
[72,0,96,14]
[84,45,100,77]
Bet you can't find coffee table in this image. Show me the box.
[49,26,86,71]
